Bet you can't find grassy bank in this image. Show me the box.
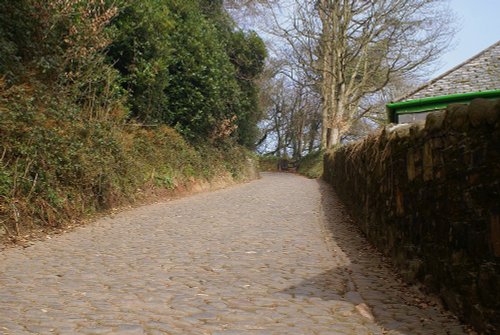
[0,85,255,243]
[258,151,323,178]
[0,0,263,245]
[258,156,280,172]
[297,151,324,179]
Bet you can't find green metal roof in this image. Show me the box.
[386,90,500,123]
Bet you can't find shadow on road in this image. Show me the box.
[281,268,350,301]
[279,179,466,335]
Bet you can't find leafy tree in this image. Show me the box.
[107,0,173,122]
[108,0,267,146]
[163,0,242,140]
[227,30,267,147]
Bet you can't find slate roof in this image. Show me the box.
[396,40,500,101]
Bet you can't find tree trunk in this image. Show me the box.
[320,105,329,149]
[326,127,340,148]
[308,121,317,153]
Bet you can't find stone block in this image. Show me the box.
[395,187,404,215]
[486,99,500,125]
[451,250,466,266]
[431,137,444,149]
[406,149,416,181]
[441,287,464,313]
[445,104,469,131]
[468,98,499,127]
[425,110,446,132]
[477,262,500,308]
[422,142,433,181]
[469,304,487,332]
[407,258,424,281]
[423,273,437,289]
[491,213,500,257]
[409,123,425,139]
[390,124,412,138]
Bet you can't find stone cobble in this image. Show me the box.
[0,173,466,334]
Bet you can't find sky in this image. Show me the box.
[432,0,500,78]
[235,0,499,81]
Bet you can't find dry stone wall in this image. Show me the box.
[324,99,500,333]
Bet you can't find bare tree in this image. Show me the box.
[224,0,279,23]
[272,0,455,148]
[257,64,321,157]
[355,74,420,128]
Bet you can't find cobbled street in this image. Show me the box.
[0,173,467,334]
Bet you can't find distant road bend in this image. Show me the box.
[0,173,466,334]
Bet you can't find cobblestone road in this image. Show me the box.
[0,173,467,334]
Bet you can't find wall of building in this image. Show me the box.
[397,111,432,123]
[324,99,500,333]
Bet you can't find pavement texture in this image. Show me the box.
[0,173,467,334]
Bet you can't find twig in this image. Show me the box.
[10,203,20,236]
[0,147,6,162]
[26,173,39,200]
[1,220,13,238]
[23,158,33,178]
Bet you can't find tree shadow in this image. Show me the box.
[279,180,467,335]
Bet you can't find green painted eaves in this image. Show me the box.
[386,89,500,123]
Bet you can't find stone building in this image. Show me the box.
[387,40,500,123]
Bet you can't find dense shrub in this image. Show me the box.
[297,151,324,179]
[107,0,266,145]
[0,81,253,235]
[258,156,280,172]
[0,0,260,239]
